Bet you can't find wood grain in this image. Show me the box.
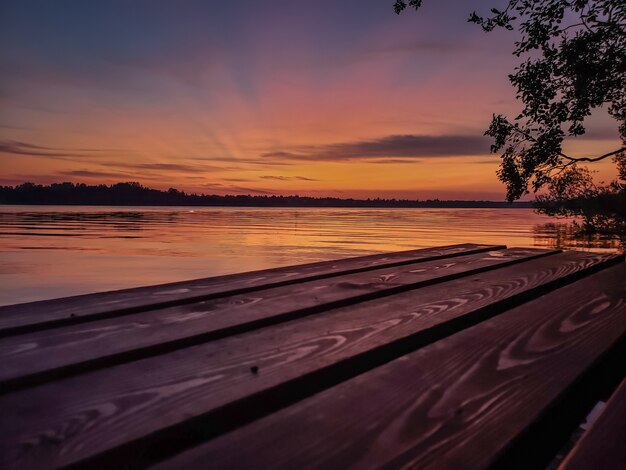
[560,379,626,470]
[154,263,626,470]
[0,251,619,469]
[0,248,555,389]
[0,243,501,335]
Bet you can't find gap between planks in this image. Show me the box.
[0,247,558,391]
[0,243,503,336]
[154,263,626,470]
[0,251,621,469]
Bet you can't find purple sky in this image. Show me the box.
[0,0,619,199]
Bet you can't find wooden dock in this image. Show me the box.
[0,243,624,469]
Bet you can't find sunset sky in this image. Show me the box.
[0,0,620,200]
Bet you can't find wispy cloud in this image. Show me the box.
[365,159,422,164]
[60,170,135,178]
[57,169,172,182]
[202,183,274,195]
[0,140,124,159]
[230,185,274,194]
[261,134,491,163]
[221,177,257,183]
[0,140,83,158]
[260,175,318,181]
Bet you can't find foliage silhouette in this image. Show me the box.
[395,0,625,238]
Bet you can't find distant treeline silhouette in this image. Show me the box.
[0,182,533,208]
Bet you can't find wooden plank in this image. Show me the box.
[560,379,626,470]
[154,263,626,470]
[0,243,501,335]
[0,251,619,469]
[0,247,556,389]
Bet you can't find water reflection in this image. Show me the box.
[0,206,621,305]
[1,210,154,236]
[534,222,625,252]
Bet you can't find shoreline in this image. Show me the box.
[0,202,534,209]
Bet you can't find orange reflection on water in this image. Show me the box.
[0,206,619,306]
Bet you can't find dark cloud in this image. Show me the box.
[202,183,274,195]
[60,170,133,178]
[0,140,125,158]
[0,140,83,158]
[261,134,491,162]
[260,175,317,181]
[230,185,274,194]
[221,177,257,183]
[57,169,167,181]
[56,164,235,181]
[364,158,422,164]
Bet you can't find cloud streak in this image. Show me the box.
[0,140,125,159]
[261,134,491,163]
[0,140,83,158]
[201,183,274,195]
[60,170,136,178]
[260,175,318,181]
[365,158,422,164]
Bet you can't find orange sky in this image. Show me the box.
[0,1,621,200]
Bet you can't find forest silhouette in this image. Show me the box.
[0,182,533,208]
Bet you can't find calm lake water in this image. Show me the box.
[0,205,621,306]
